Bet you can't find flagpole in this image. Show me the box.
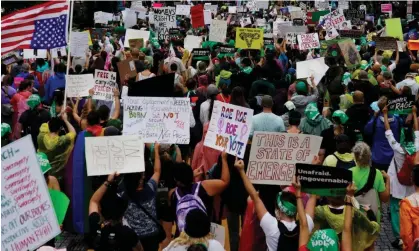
[63,0,74,111]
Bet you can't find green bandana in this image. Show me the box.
[400,128,416,155]
[307,229,339,251]
[305,103,320,121]
[1,123,11,137]
[332,110,348,124]
[342,72,351,86]
[359,60,370,70]
[27,94,41,109]
[276,192,297,217]
[37,152,52,174]
[50,100,57,118]
[242,66,253,74]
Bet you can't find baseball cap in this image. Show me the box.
[296,81,308,93]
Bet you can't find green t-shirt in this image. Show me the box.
[350,166,386,193]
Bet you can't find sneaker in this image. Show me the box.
[391,239,402,250]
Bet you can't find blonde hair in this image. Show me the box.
[167,232,213,249]
[352,142,371,167]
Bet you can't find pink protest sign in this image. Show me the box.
[152,2,163,8]
[13,77,25,88]
[381,4,392,13]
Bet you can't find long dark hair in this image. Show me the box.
[208,94,217,121]
[230,86,247,107]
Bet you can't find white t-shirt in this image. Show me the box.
[260,212,314,251]
[164,57,186,74]
[388,62,396,72]
[163,239,224,251]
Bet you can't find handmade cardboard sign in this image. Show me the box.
[204,101,253,158]
[117,59,137,84]
[66,74,95,98]
[128,38,144,50]
[85,136,145,176]
[296,163,352,196]
[247,132,323,185]
[93,70,118,101]
[235,28,264,49]
[387,96,415,115]
[153,7,177,40]
[1,136,61,250]
[124,29,150,48]
[123,97,190,144]
[209,20,227,43]
[297,33,320,50]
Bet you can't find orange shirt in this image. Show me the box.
[400,193,419,251]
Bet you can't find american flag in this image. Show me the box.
[1,1,69,55]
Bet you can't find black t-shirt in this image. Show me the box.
[19,108,51,149]
[88,212,138,251]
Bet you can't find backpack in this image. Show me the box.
[333,154,356,169]
[394,152,417,186]
[276,221,299,251]
[175,182,207,232]
[355,168,379,217]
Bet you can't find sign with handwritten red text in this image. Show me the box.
[122,97,190,144]
[247,132,322,185]
[320,9,346,30]
[1,135,61,250]
[297,33,320,50]
[204,101,253,158]
[93,70,118,101]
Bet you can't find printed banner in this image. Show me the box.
[204,101,253,158]
[153,7,177,40]
[191,48,210,57]
[235,28,264,50]
[66,74,94,98]
[247,132,322,185]
[343,9,365,25]
[296,163,352,196]
[209,20,228,43]
[297,33,320,50]
[388,95,415,115]
[85,136,145,176]
[1,136,61,250]
[93,70,118,101]
[123,97,190,144]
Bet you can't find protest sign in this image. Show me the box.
[128,38,144,50]
[204,4,218,15]
[152,2,163,8]
[408,40,419,51]
[315,0,329,10]
[66,74,94,98]
[247,132,322,185]
[359,5,366,11]
[117,59,137,84]
[320,9,346,30]
[219,46,236,57]
[296,57,329,85]
[264,37,274,46]
[210,223,226,247]
[128,73,175,97]
[338,29,363,38]
[343,9,365,25]
[209,20,227,43]
[23,49,47,59]
[131,1,145,12]
[381,4,392,13]
[339,20,351,30]
[296,164,352,196]
[306,10,330,25]
[325,28,340,40]
[191,4,205,28]
[385,18,403,41]
[292,18,305,26]
[297,33,320,50]
[191,48,211,57]
[290,11,304,20]
[13,77,24,88]
[50,47,67,58]
[82,30,93,45]
[49,190,70,225]
[94,11,113,24]
[373,36,398,51]
[124,29,150,48]
[2,54,18,65]
[70,32,89,57]
[169,28,183,41]
[204,10,212,25]
[123,97,190,144]
[338,0,349,10]
[153,7,177,40]
[1,136,61,250]
[387,96,415,115]
[235,28,263,50]
[85,136,145,176]
[176,5,191,15]
[122,8,138,28]
[184,35,203,52]
[286,32,304,45]
[93,70,118,101]
[228,6,237,14]
[204,101,253,158]
[338,39,361,68]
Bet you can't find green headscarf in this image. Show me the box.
[400,128,416,155]
[50,100,57,118]
[276,192,297,217]
[307,229,339,251]
[332,110,349,124]
[37,152,52,174]
[305,103,320,121]
[27,94,41,109]
[1,123,11,137]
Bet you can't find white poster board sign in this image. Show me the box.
[204,10,212,25]
[124,29,150,48]
[23,49,48,59]
[93,70,118,101]
[153,7,177,40]
[297,33,320,50]
[296,57,329,85]
[320,9,346,30]
[204,4,218,15]
[247,132,323,185]
[204,101,253,158]
[70,32,89,57]
[176,5,191,16]
[66,74,94,98]
[228,6,237,14]
[123,97,191,144]
[210,223,226,247]
[50,47,67,58]
[184,35,203,52]
[1,136,61,250]
[123,8,138,28]
[209,20,227,43]
[85,136,145,176]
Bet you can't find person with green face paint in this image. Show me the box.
[383,105,419,249]
[234,157,314,251]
